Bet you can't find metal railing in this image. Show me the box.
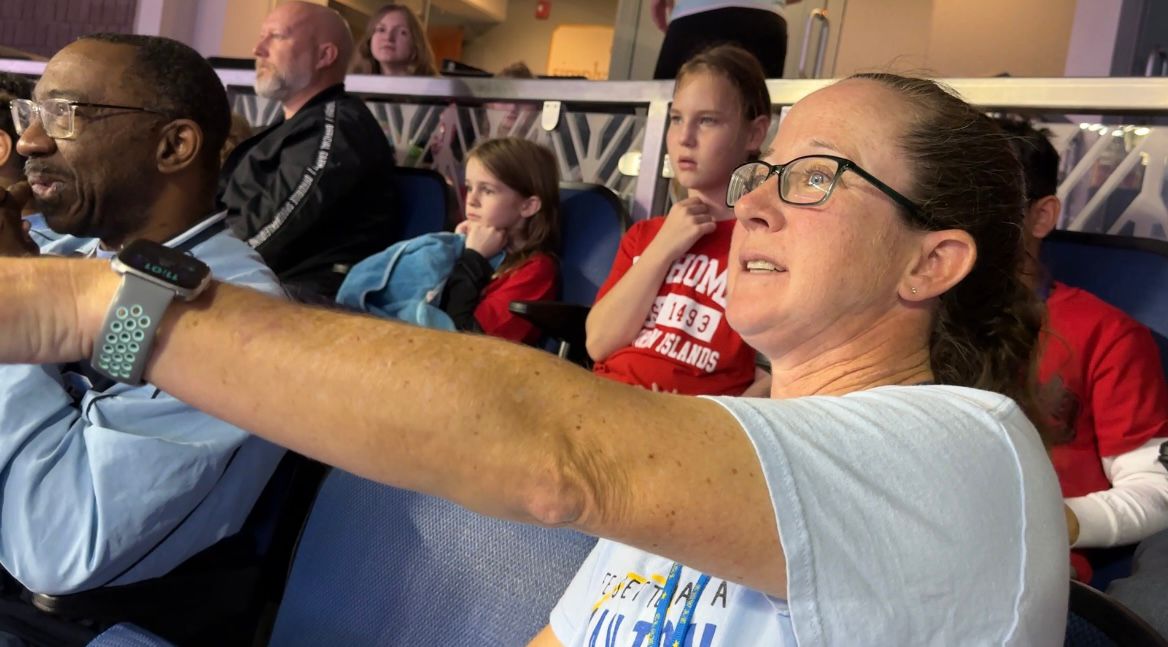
[4,58,1168,236]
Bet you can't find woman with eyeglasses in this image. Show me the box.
[0,73,1068,644]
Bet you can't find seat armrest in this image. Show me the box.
[509,301,590,351]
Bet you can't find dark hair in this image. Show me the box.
[81,33,229,175]
[0,73,34,164]
[350,4,437,76]
[676,44,770,157]
[993,116,1060,202]
[849,73,1051,443]
[467,137,561,275]
[497,62,534,79]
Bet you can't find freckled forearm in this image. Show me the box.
[11,266,785,591]
[143,282,622,521]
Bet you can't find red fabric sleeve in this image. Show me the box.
[591,219,661,305]
[473,254,559,345]
[1088,317,1168,457]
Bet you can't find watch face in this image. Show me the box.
[117,239,211,292]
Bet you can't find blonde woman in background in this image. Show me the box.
[350,4,437,76]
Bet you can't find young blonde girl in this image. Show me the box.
[586,44,772,395]
[439,137,561,344]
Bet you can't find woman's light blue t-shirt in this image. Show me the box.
[550,385,1069,646]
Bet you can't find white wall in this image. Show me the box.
[134,0,276,58]
[190,0,231,56]
[1063,0,1125,76]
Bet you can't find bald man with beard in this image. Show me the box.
[219,1,398,301]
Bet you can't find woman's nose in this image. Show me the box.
[734,174,784,232]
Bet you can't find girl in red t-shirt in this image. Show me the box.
[587,45,772,395]
[438,137,560,346]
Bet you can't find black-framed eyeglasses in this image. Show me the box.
[9,98,170,141]
[726,154,923,219]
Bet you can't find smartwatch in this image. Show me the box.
[90,239,212,385]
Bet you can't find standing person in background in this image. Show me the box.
[220,1,397,301]
[652,0,800,79]
[350,3,438,76]
[587,45,772,396]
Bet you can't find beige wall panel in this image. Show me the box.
[462,0,619,75]
[832,0,933,77]
[927,0,1076,77]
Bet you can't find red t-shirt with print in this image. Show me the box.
[591,217,756,395]
[475,253,558,345]
[1041,282,1168,580]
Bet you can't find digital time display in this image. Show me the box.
[119,239,211,291]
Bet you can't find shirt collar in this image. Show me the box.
[77,211,228,259]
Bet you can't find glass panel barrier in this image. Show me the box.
[3,61,1167,241]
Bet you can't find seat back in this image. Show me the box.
[1041,230,1168,371]
[389,167,456,242]
[558,182,629,306]
[1065,580,1168,646]
[268,470,597,646]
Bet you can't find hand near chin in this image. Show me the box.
[0,183,39,258]
[462,220,508,259]
[652,196,718,261]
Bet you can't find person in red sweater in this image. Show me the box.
[439,137,560,345]
[588,45,771,396]
[998,116,1168,582]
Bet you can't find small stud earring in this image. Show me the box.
[910,287,918,295]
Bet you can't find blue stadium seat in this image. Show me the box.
[1041,230,1168,371]
[1065,580,1168,646]
[509,182,628,364]
[90,471,597,647]
[556,182,629,306]
[266,470,597,646]
[88,623,174,647]
[389,167,458,241]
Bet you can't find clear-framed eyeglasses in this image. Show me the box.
[9,98,169,141]
[726,154,923,219]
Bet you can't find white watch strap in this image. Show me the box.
[90,274,176,385]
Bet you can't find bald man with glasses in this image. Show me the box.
[0,34,287,644]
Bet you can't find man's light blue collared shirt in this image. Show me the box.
[0,213,287,594]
